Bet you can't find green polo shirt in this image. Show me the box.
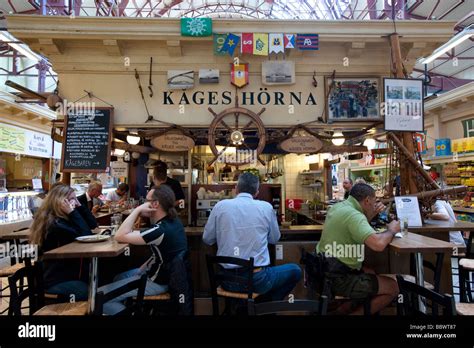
[316,196,375,270]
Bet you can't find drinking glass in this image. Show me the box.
[402,218,409,237]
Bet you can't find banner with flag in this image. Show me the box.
[241,33,254,54]
[284,34,295,49]
[296,34,319,50]
[269,33,284,54]
[180,18,212,37]
[231,63,249,88]
[220,33,240,56]
[253,33,268,56]
[213,34,227,55]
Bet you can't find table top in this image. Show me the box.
[184,225,324,236]
[408,219,474,232]
[43,239,129,260]
[94,208,126,219]
[0,228,30,240]
[0,219,32,235]
[390,232,465,254]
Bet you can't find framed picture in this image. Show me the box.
[326,77,381,122]
[384,78,424,132]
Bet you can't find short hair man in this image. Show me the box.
[203,172,301,301]
[342,178,353,199]
[316,183,400,314]
[106,183,129,204]
[76,181,103,229]
[152,160,185,208]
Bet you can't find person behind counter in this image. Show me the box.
[203,172,301,302]
[316,183,400,315]
[343,178,353,200]
[99,185,188,315]
[106,183,129,205]
[29,183,92,300]
[152,160,185,207]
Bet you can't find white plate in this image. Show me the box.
[76,235,111,243]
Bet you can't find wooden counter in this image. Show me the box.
[453,207,474,214]
[184,225,323,237]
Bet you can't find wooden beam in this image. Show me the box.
[37,38,64,55]
[103,40,123,56]
[389,33,419,195]
[387,132,439,191]
[345,41,365,58]
[166,40,182,57]
[112,141,155,154]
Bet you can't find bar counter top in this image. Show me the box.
[184,224,324,236]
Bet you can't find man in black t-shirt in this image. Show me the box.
[99,185,188,315]
[152,160,185,207]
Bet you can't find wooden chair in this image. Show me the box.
[459,232,474,302]
[396,275,456,316]
[8,262,88,316]
[300,249,372,315]
[248,297,328,316]
[0,230,33,315]
[140,250,193,315]
[94,273,147,316]
[206,255,260,316]
[454,302,474,316]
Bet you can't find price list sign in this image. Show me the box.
[61,107,113,173]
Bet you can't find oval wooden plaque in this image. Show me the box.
[151,133,195,152]
[280,136,323,154]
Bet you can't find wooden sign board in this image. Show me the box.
[280,136,323,154]
[61,107,113,173]
[151,132,195,152]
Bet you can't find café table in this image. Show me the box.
[43,238,129,314]
[390,232,465,312]
[408,219,474,234]
[0,228,31,241]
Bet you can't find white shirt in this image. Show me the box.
[106,190,122,202]
[203,193,280,268]
[433,200,465,245]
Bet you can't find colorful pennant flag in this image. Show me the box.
[180,18,212,37]
[231,63,249,88]
[213,34,227,56]
[296,34,319,50]
[269,33,284,54]
[220,33,240,56]
[284,34,295,49]
[253,33,268,56]
[241,33,254,54]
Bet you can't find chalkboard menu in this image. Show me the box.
[61,107,113,173]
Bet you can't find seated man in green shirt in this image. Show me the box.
[316,183,400,315]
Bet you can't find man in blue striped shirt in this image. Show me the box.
[203,172,301,301]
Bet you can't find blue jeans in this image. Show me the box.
[98,268,168,315]
[222,263,302,301]
[47,280,89,301]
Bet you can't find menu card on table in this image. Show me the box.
[394,196,423,227]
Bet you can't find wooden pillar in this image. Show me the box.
[389,33,418,195]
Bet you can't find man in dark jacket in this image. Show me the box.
[77,181,102,229]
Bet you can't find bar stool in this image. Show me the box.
[206,255,260,316]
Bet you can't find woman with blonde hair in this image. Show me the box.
[30,183,92,300]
